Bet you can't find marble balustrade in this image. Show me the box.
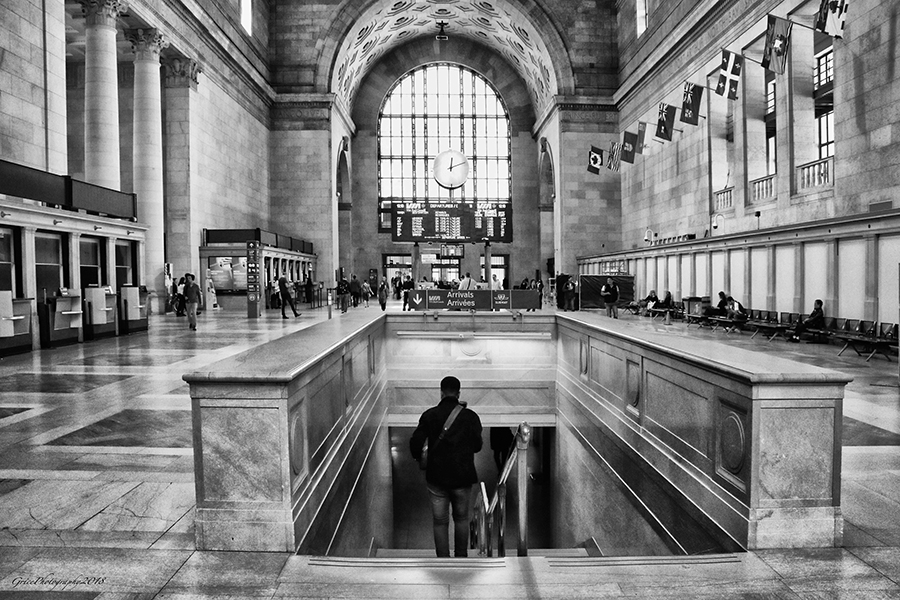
[185,310,850,552]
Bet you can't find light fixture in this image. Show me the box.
[126,229,134,235]
[94,225,102,231]
[435,21,448,41]
[711,213,725,231]
[53,219,62,225]
[0,211,8,218]
[644,228,654,243]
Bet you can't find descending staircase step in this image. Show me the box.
[313,555,505,569]
[528,548,590,557]
[374,547,589,559]
[547,553,741,568]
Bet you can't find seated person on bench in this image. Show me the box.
[703,291,728,317]
[657,291,674,310]
[725,296,748,321]
[789,299,824,342]
[638,290,659,315]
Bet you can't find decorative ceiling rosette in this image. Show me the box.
[391,15,417,30]
[387,0,416,16]
[472,0,500,17]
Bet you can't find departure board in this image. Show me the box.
[391,201,512,243]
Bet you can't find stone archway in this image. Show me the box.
[538,138,555,286]
[336,138,352,280]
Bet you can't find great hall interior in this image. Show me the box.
[0,0,899,597]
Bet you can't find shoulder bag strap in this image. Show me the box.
[432,404,463,451]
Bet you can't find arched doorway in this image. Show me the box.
[336,138,352,281]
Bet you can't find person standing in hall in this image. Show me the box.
[278,276,300,319]
[601,277,619,318]
[349,275,361,308]
[336,276,350,313]
[183,273,203,331]
[377,280,388,311]
[401,275,415,311]
[361,279,373,308]
[409,376,483,558]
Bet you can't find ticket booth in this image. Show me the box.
[200,228,316,316]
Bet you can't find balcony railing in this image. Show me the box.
[750,174,776,203]
[797,156,834,191]
[714,187,734,211]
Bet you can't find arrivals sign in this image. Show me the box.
[408,289,540,311]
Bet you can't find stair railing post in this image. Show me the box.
[516,423,531,557]
[497,483,506,558]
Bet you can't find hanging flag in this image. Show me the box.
[635,121,647,154]
[621,131,637,164]
[587,145,603,174]
[815,0,848,38]
[761,14,793,74]
[607,141,621,172]
[655,103,676,141]
[715,50,743,100]
[680,82,703,125]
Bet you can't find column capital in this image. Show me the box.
[163,57,201,90]
[126,28,168,62]
[79,0,128,28]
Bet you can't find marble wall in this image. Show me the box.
[555,314,848,549]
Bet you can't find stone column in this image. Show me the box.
[22,228,40,350]
[163,57,201,304]
[44,0,68,173]
[128,28,168,311]
[69,233,83,343]
[793,242,804,313]
[786,25,817,193]
[766,244,776,311]
[80,0,127,189]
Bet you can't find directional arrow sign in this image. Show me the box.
[410,292,426,310]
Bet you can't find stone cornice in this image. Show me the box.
[614,0,778,128]
[533,95,618,137]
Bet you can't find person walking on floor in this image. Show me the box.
[361,280,373,308]
[183,273,203,331]
[278,276,300,318]
[409,376,483,558]
[601,277,619,318]
[377,281,388,311]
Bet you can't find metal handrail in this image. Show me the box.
[471,422,531,557]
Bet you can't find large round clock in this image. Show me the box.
[432,149,469,190]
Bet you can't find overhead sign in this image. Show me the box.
[391,200,512,243]
[410,289,540,311]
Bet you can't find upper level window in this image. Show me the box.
[377,63,511,232]
[636,0,648,36]
[814,49,834,89]
[240,0,252,34]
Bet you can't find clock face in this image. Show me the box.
[432,149,469,190]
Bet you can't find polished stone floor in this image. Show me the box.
[0,300,898,599]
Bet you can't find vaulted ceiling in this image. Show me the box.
[329,0,569,116]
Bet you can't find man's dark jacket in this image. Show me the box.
[410,397,482,489]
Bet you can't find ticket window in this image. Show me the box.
[115,240,136,287]
[35,232,66,297]
[79,237,105,288]
[0,227,21,296]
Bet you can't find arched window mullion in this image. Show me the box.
[377,63,511,233]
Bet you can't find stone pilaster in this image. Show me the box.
[128,28,168,311]
[80,0,127,189]
[163,57,202,292]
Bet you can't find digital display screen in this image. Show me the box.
[391,201,512,243]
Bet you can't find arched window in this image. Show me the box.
[377,63,511,232]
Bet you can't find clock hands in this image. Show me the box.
[448,158,454,171]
